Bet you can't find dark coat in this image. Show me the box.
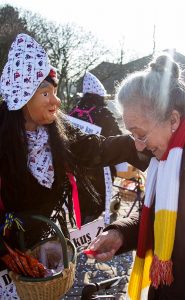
[0,124,150,270]
[70,96,122,222]
[70,95,122,137]
[106,149,185,299]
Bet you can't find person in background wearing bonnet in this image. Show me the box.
[86,54,185,299]
[70,72,122,224]
[0,33,151,298]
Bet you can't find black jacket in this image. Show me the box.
[70,97,122,220]
[0,125,150,270]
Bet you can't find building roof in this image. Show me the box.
[78,50,185,95]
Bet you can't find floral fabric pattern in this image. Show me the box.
[0,33,50,110]
[83,72,106,96]
[27,127,54,189]
[0,269,20,300]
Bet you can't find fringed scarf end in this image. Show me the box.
[150,255,174,289]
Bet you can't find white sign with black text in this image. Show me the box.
[70,218,104,250]
[0,269,19,299]
[66,115,102,135]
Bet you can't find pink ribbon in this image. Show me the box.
[70,106,96,124]
[67,173,81,229]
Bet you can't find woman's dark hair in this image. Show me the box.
[79,93,105,107]
[0,102,28,186]
[0,103,100,225]
[0,102,78,184]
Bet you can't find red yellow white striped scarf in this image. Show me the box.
[127,120,185,300]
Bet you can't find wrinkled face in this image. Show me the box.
[123,104,180,160]
[23,80,61,130]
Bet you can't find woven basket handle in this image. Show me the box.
[20,214,69,269]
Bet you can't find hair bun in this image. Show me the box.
[150,54,179,78]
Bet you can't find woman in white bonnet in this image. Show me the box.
[0,33,150,298]
[86,54,185,299]
[70,72,122,224]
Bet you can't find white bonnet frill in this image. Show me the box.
[83,71,106,97]
[0,33,50,110]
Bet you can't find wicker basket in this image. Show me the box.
[9,215,76,300]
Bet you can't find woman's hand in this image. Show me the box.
[85,229,124,261]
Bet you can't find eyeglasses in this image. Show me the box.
[130,122,158,145]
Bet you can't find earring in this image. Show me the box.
[172,129,175,133]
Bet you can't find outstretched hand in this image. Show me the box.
[85,229,124,262]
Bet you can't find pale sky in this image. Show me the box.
[2,0,185,60]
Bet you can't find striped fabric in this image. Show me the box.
[127,120,185,300]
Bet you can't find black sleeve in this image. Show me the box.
[103,211,140,253]
[69,126,151,171]
[104,200,155,254]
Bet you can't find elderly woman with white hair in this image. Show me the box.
[86,54,185,299]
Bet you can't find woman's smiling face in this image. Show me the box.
[123,103,180,160]
[23,80,61,130]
